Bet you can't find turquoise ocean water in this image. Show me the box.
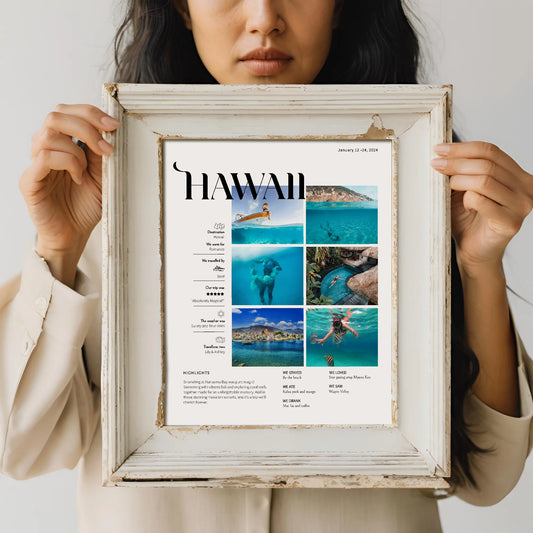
[320,266,358,303]
[306,201,378,244]
[232,247,303,306]
[232,340,304,367]
[306,308,378,367]
[232,223,303,244]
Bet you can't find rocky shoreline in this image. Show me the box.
[346,247,378,304]
[306,185,374,203]
[347,266,378,304]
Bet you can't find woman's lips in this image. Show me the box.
[239,48,292,76]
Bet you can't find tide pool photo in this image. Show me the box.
[232,185,304,244]
[307,247,378,305]
[232,308,304,367]
[306,307,378,367]
[232,246,304,306]
[306,185,378,245]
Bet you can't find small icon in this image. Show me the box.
[218,310,225,318]
[216,337,225,343]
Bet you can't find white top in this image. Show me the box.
[1,227,532,533]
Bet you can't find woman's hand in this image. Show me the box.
[431,142,533,277]
[19,104,120,286]
[431,141,532,416]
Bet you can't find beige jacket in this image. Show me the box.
[1,228,533,533]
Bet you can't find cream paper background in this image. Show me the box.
[164,139,391,426]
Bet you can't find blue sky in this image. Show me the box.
[345,185,377,200]
[232,186,304,225]
[232,308,304,330]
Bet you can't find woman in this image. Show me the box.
[311,309,359,345]
[262,202,271,220]
[328,275,341,288]
[1,1,532,532]
[250,257,282,305]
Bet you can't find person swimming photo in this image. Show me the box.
[250,257,282,305]
[311,308,359,345]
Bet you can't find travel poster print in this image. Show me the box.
[163,139,394,426]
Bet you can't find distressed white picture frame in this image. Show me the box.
[102,84,451,488]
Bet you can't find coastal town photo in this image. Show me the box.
[232,308,304,367]
[306,185,378,245]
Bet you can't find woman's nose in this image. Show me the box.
[244,0,286,35]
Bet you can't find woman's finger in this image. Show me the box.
[450,174,523,212]
[54,103,121,132]
[39,111,115,157]
[462,190,524,237]
[432,157,507,180]
[19,150,87,192]
[431,157,526,195]
[30,127,88,165]
[434,141,526,177]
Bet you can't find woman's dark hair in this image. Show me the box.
[114,0,485,488]
[114,0,214,83]
[114,0,420,84]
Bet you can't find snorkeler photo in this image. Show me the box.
[232,246,304,306]
[307,247,378,305]
[232,308,304,367]
[232,185,304,244]
[306,185,378,245]
[306,308,378,367]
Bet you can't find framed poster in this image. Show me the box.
[102,84,451,488]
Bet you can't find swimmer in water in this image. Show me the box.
[320,221,340,242]
[250,257,282,305]
[329,275,340,288]
[314,308,359,345]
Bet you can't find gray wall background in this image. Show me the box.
[0,0,531,531]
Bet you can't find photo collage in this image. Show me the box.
[232,184,379,368]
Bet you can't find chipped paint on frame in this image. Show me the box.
[156,133,166,428]
[108,474,450,490]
